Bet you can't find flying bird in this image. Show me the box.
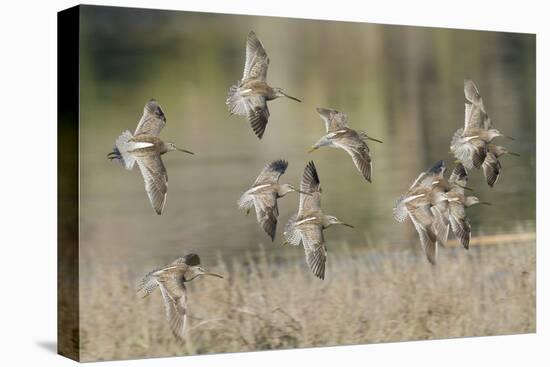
[238,160,306,241]
[309,107,382,182]
[226,31,301,139]
[450,80,516,186]
[393,160,450,264]
[283,161,353,279]
[138,253,223,341]
[108,99,194,214]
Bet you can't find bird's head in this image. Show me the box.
[273,88,301,102]
[488,129,514,141]
[164,142,195,155]
[465,196,492,207]
[324,215,354,229]
[308,136,331,153]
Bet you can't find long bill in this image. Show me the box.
[479,201,492,206]
[281,91,301,103]
[177,148,195,155]
[288,185,312,196]
[458,184,474,191]
[203,271,224,279]
[504,135,515,140]
[366,135,384,144]
[341,223,355,228]
[308,146,318,153]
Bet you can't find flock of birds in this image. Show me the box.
[107,31,518,341]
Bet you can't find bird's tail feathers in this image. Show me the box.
[226,85,249,116]
[137,269,160,298]
[108,130,136,170]
[283,213,302,246]
[237,193,255,210]
[393,196,409,223]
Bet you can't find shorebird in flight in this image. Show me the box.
[108,99,194,214]
[226,31,301,139]
[138,253,223,341]
[308,107,382,182]
[283,161,353,279]
[238,160,306,241]
[393,160,450,264]
[450,80,516,186]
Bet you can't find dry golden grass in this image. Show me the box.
[79,238,535,362]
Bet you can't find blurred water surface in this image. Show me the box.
[78,6,535,275]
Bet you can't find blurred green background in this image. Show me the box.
[77,6,535,276]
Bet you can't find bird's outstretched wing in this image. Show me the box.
[252,193,279,241]
[254,160,288,185]
[408,206,438,265]
[470,138,488,169]
[463,80,489,130]
[482,151,501,187]
[431,203,450,247]
[300,224,327,280]
[316,107,349,132]
[299,161,322,215]
[449,201,471,249]
[334,138,372,182]
[243,31,269,81]
[157,273,188,341]
[247,98,270,139]
[136,153,168,215]
[135,99,166,137]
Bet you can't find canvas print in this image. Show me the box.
[58,5,536,362]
